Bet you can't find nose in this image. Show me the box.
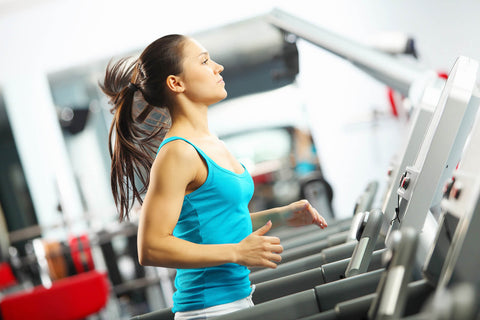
[214,61,224,74]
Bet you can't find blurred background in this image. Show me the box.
[0,0,479,318]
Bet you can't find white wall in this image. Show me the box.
[0,0,479,234]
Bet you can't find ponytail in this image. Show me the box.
[100,34,185,221]
[100,58,170,221]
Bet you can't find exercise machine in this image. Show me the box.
[215,55,480,320]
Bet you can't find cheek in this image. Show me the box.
[183,70,208,90]
[182,78,212,101]
[184,79,208,97]
[184,69,214,90]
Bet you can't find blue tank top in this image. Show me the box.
[157,136,254,312]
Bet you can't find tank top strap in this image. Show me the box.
[157,136,211,163]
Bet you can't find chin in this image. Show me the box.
[207,89,228,106]
[216,90,228,103]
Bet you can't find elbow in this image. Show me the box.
[137,240,153,266]
[138,244,158,267]
[137,234,174,267]
[137,243,169,267]
[137,250,148,266]
[137,246,148,266]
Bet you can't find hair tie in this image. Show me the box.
[128,82,139,92]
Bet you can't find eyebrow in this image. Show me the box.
[198,51,209,57]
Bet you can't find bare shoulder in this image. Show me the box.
[151,139,199,176]
[157,139,197,160]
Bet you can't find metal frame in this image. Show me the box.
[392,56,479,236]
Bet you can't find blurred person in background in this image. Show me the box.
[100,34,327,319]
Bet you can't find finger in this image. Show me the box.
[316,221,325,229]
[314,216,326,228]
[269,244,283,254]
[253,220,272,236]
[307,206,326,228]
[263,236,281,244]
[302,202,318,222]
[313,212,327,228]
[263,260,278,269]
[312,211,324,228]
[319,216,328,227]
[266,252,282,263]
[298,205,315,225]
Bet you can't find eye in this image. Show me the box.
[202,58,209,64]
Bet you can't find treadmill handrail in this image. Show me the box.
[266,8,436,99]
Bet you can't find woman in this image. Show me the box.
[100,34,328,319]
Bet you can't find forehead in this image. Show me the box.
[182,38,208,59]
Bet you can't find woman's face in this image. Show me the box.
[178,38,227,105]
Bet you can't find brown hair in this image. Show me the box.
[99,34,187,221]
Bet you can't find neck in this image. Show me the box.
[168,100,211,138]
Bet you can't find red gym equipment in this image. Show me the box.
[0,270,109,320]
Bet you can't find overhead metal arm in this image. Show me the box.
[266,8,436,99]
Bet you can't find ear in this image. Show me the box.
[166,75,185,93]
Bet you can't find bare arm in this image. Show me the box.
[251,200,328,230]
[137,141,282,269]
